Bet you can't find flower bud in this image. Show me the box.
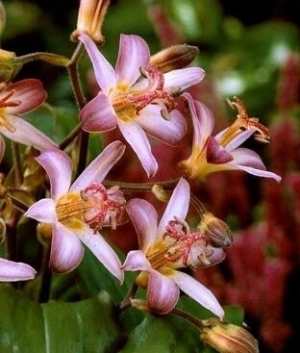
[0,49,21,82]
[200,319,259,353]
[150,44,199,73]
[198,212,233,248]
[151,184,169,202]
[71,0,110,44]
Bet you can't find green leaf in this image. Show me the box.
[118,314,204,353]
[0,284,122,353]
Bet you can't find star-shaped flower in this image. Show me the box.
[180,94,282,182]
[25,141,126,280]
[122,178,225,317]
[79,33,204,177]
[0,79,58,157]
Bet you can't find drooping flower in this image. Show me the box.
[25,141,126,280]
[179,93,282,182]
[0,79,58,157]
[79,33,204,177]
[122,178,225,317]
[0,257,36,282]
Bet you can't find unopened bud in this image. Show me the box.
[71,0,110,44]
[150,44,199,73]
[200,319,259,353]
[198,212,233,248]
[152,184,169,202]
[0,49,22,82]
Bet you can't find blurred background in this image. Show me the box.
[1,1,300,352]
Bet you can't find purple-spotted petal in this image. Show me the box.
[76,226,123,281]
[115,34,150,86]
[0,258,36,282]
[71,140,126,191]
[79,34,116,92]
[157,178,190,236]
[126,198,158,250]
[137,105,187,145]
[50,222,84,273]
[2,115,58,152]
[171,270,224,319]
[36,150,72,200]
[3,79,46,115]
[80,94,118,132]
[147,269,180,314]
[122,250,151,271]
[164,67,205,90]
[25,198,57,223]
[118,120,158,177]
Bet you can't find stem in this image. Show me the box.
[11,142,23,187]
[59,123,82,150]
[104,178,180,193]
[38,244,52,303]
[5,209,21,261]
[16,52,70,67]
[67,42,90,177]
[170,307,204,330]
[118,282,138,312]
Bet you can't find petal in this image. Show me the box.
[0,258,36,282]
[229,148,282,182]
[157,178,190,236]
[50,222,84,273]
[206,136,233,164]
[2,115,58,151]
[118,121,158,177]
[79,33,116,92]
[3,79,46,115]
[147,269,180,314]
[115,34,150,86]
[164,67,205,90]
[126,198,158,250]
[80,94,118,132]
[122,250,151,271]
[215,129,254,152]
[171,270,224,319]
[71,140,126,191]
[25,198,57,223]
[36,150,72,200]
[77,226,123,281]
[137,105,187,145]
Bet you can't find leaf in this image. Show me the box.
[0,284,122,353]
[118,314,204,353]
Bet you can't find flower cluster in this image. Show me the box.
[0,1,283,352]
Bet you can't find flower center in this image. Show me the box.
[146,217,212,271]
[110,66,179,122]
[56,183,125,232]
[0,89,21,132]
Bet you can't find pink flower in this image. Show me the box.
[180,94,282,182]
[79,33,204,177]
[122,178,225,317]
[0,79,58,157]
[0,258,36,282]
[25,141,126,280]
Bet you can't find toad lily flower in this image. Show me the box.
[0,79,58,157]
[0,258,36,282]
[179,94,282,182]
[79,33,204,177]
[25,141,126,280]
[122,178,225,317]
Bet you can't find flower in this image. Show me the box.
[179,94,282,182]
[122,178,225,317]
[79,33,204,177]
[25,141,126,280]
[0,258,36,281]
[0,79,58,157]
[71,0,110,44]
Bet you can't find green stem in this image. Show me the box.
[38,244,52,303]
[16,52,70,67]
[118,282,138,312]
[11,142,23,187]
[104,178,180,193]
[170,307,204,330]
